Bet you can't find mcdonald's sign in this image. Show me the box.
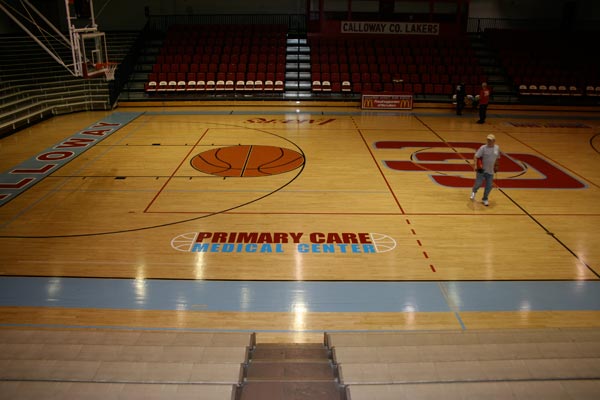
[361,93,413,110]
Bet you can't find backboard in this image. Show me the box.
[78,30,111,79]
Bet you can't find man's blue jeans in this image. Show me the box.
[472,171,494,200]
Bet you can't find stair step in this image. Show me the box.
[284,81,312,91]
[285,62,310,73]
[238,381,343,400]
[283,92,314,99]
[238,343,344,399]
[286,72,311,80]
[286,46,310,53]
[286,72,310,80]
[246,362,334,381]
[286,38,308,45]
[252,344,330,360]
[286,57,311,65]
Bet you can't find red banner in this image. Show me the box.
[361,93,413,110]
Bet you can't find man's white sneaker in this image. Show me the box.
[470,192,475,201]
[483,200,489,206]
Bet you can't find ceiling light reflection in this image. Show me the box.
[133,278,146,305]
[292,303,307,331]
[519,300,531,311]
[240,286,251,311]
[46,278,61,301]
[194,252,205,279]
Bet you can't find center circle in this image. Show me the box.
[190,144,305,177]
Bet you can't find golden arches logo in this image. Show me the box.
[363,97,374,108]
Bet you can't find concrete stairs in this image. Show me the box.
[237,343,345,400]
[283,37,312,100]
[468,32,518,104]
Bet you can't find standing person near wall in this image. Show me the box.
[470,134,500,206]
[476,82,491,124]
[455,82,466,115]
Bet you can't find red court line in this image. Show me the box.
[144,128,210,213]
[358,128,406,214]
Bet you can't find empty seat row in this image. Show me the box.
[310,37,473,57]
[311,68,483,95]
[519,84,598,96]
[312,80,478,96]
[161,40,285,54]
[148,71,284,84]
[166,23,287,34]
[312,81,351,93]
[161,25,288,52]
[156,53,285,65]
[152,62,285,75]
[312,62,481,76]
[146,79,283,93]
[312,71,485,85]
[312,53,477,68]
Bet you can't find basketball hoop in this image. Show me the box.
[85,62,117,81]
[103,62,118,81]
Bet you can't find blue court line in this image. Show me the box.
[1,277,600,313]
[442,281,600,311]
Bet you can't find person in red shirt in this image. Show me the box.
[476,82,491,124]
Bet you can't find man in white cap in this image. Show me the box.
[470,134,500,206]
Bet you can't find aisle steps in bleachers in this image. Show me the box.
[326,329,600,400]
[0,328,255,400]
[237,343,344,400]
[284,37,312,99]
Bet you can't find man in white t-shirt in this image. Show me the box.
[470,134,500,206]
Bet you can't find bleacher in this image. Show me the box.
[486,29,600,99]
[4,327,600,399]
[0,31,138,137]
[308,36,485,98]
[0,328,254,400]
[328,328,600,400]
[144,24,288,95]
[140,26,486,100]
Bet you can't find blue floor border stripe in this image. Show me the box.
[1,277,600,313]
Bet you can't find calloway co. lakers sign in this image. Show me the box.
[172,231,397,254]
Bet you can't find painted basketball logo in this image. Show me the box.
[376,141,587,189]
[191,145,304,177]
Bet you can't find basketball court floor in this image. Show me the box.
[1,104,599,342]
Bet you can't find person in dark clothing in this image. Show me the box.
[455,82,466,115]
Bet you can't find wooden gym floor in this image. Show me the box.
[1,103,599,342]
